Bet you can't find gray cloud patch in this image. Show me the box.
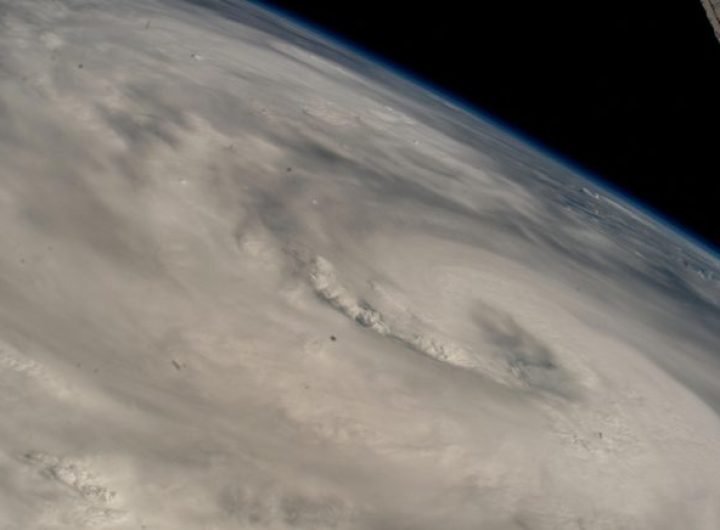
[474,306,581,399]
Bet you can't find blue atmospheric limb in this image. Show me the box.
[242,0,720,261]
[183,0,719,260]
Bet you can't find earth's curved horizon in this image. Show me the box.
[1,1,719,529]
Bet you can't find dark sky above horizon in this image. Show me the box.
[255,0,720,251]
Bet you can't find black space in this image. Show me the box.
[256,0,720,250]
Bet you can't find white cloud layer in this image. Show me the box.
[0,1,719,528]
